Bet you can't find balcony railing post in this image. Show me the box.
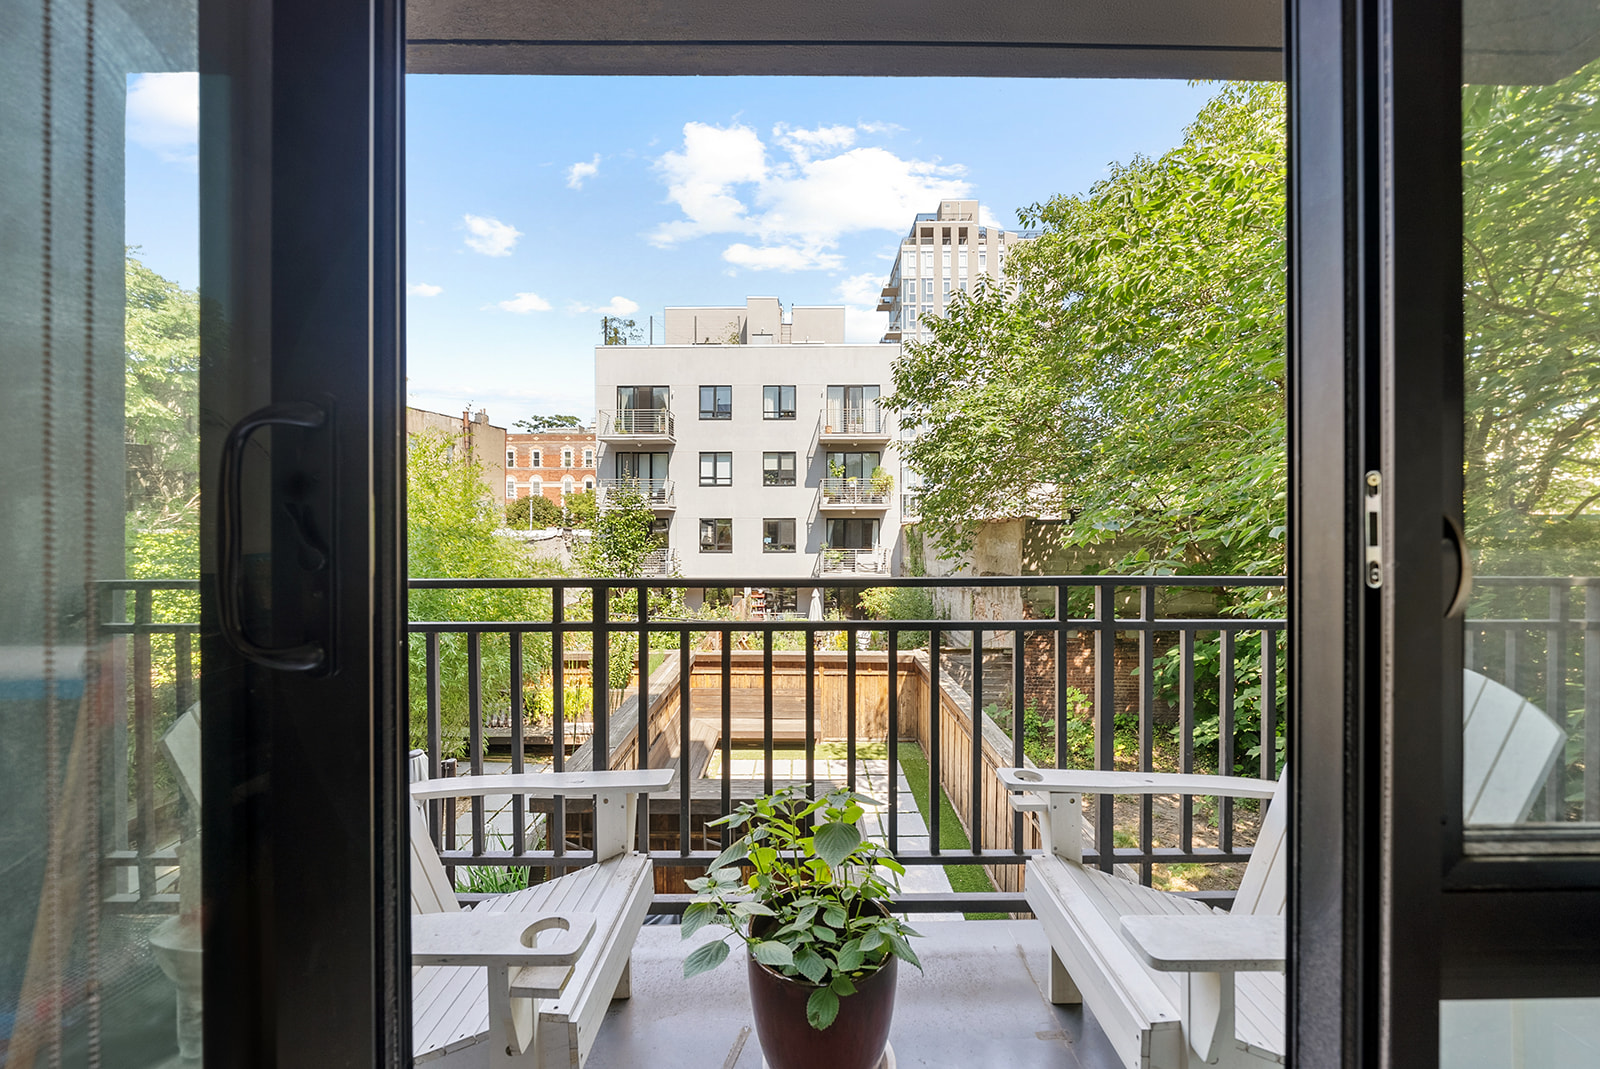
[637,586,651,853]
[1179,629,1196,854]
[1219,628,1236,851]
[1012,627,1025,855]
[426,631,442,842]
[1586,578,1599,820]
[1545,584,1570,820]
[846,632,857,793]
[1055,584,1070,771]
[888,628,899,851]
[1093,583,1116,873]
[764,628,775,797]
[679,629,691,858]
[552,589,566,867]
[594,586,609,774]
[806,626,817,801]
[929,627,941,857]
[468,630,485,857]
[133,588,156,902]
[510,630,525,856]
[720,627,732,843]
[971,628,983,857]
[1261,627,1278,781]
[1138,587,1155,887]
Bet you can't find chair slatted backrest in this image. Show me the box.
[1462,669,1566,824]
[1231,769,1289,917]
[408,752,460,916]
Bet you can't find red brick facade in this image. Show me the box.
[506,429,597,503]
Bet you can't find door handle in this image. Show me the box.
[218,401,329,671]
[1443,513,1473,619]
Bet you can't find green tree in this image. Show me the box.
[407,431,559,755]
[505,492,564,529]
[1462,57,1600,574]
[887,83,1288,578]
[575,489,662,579]
[563,489,599,529]
[512,414,581,432]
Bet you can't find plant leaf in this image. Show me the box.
[681,901,715,940]
[834,940,865,972]
[887,933,923,972]
[683,938,731,979]
[793,946,828,984]
[806,986,840,1031]
[752,940,794,968]
[813,822,861,869]
[708,841,749,871]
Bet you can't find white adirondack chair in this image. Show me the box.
[408,762,674,1069]
[998,669,1566,1069]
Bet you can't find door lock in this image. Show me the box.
[1364,471,1382,589]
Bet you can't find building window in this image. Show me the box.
[762,385,796,420]
[826,450,882,480]
[699,517,733,553]
[561,476,575,498]
[583,477,595,491]
[562,448,573,467]
[762,452,796,486]
[583,448,594,467]
[699,385,732,420]
[507,479,517,498]
[507,449,517,467]
[763,518,796,553]
[530,449,542,467]
[699,452,733,487]
[530,479,542,497]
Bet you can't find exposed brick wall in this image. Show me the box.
[1020,626,1177,723]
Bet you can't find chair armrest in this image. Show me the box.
[996,768,1278,801]
[411,768,675,801]
[411,911,597,968]
[1119,915,1285,973]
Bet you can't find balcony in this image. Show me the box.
[819,477,892,511]
[816,545,889,576]
[598,477,675,512]
[639,547,679,576]
[598,408,675,443]
[820,404,891,444]
[105,572,1587,1068]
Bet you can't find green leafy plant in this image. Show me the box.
[681,787,922,1030]
[869,465,895,495]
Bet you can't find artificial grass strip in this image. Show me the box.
[896,744,1006,920]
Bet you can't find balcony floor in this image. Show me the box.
[588,919,1124,1068]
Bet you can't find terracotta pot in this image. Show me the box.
[746,908,897,1069]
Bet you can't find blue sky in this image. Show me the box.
[126,75,1219,426]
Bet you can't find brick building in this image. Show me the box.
[406,405,509,509]
[506,428,598,504]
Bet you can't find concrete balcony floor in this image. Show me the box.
[588,919,1123,1069]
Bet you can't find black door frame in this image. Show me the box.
[198,0,408,1063]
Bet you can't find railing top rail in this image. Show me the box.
[403,617,1288,633]
[403,574,1287,590]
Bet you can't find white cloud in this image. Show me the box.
[126,73,198,165]
[771,123,856,163]
[462,214,522,257]
[649,120,972,272]
[566,154,601,190]
[407,282,443,297]
[497,292,552,313]
[836,273,891,344]
[836,272,886,307]
[722,244,842,272]
[568,296,640,316]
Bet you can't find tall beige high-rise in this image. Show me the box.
[875,199,1037,344]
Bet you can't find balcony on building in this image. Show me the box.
[814,545,890,576]
[598,477,675,512]
[819,401,892,446]
[598,408,675,444]
[818,477,893,512]
[638,546,678,576]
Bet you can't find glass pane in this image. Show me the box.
[3,0,203,1063]
[1442,998,1600,1066]
[1460,8,1600,832]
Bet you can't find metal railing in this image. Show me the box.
[639,548,679,577]
[822,404,887,436]
[816,547,889,576]
[598,408,675,438]
[819,478,892,507]
[99,574,1598,916]
[598,478,674,510]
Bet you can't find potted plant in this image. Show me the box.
[682,787,921,1069]
[869,465,894,496]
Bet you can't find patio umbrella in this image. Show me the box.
[808,587,824,621]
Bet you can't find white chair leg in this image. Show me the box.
[612,956,632,1000]
[1048,948,1082,1005]
[486,965,539,1068]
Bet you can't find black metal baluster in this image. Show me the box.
[510,631,525,856]
[638,586,650,853]
[1138,588,1155,886]
[1055,584,1070,770]
[888,628,899,852]
[764,628,775,797]
[679,628,691,858]
[468,630,485,857]
[552,589,565,869]
[1012,627,1025,855]
[175,629,193,716]
[1219,628,1236,853]
[1261,628,1278,780]
[929,628,941,857]
[594,585,609,773]
[133,589,155,902]
[971,628,983,858]
[1544,585,1570,821]
[427,631,442,842]
[721,627,732,845]
[846,632,857,793]
[1586,579,1600,821]
[806,627,816,801]
[1179,629,1195,855]
[1093,583,1116,873]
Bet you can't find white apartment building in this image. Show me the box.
[594,297,903,611]
[875,198,1038,345]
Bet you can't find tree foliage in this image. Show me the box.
[407,431,559,755]
[512,413,581,432]
[601,316,643,346]
[574,489,662,579]
[1462,57,1600,573]
[887,84,1288,577]
[505,492,564,529]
